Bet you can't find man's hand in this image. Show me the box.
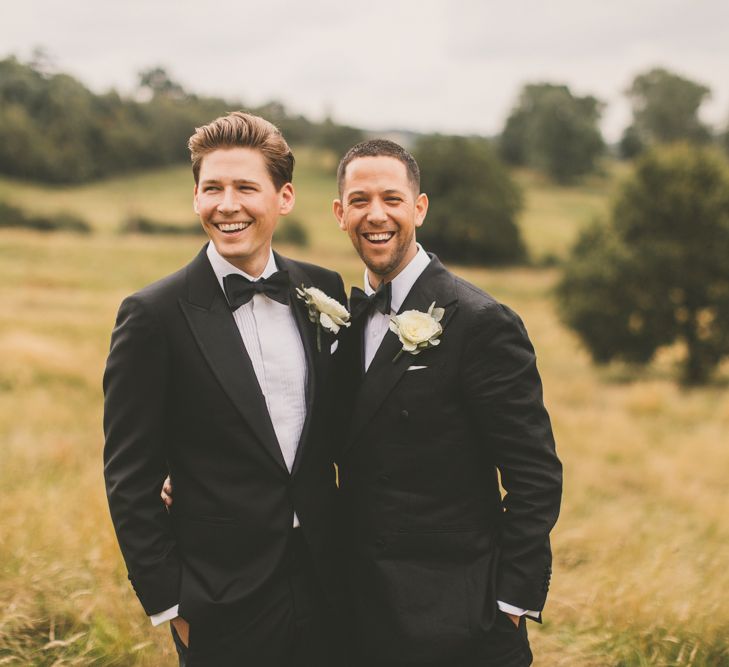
[506,612,520,628]
[170,616,189,647]
[161,476,173,508]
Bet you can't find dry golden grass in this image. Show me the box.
[1,161,728,664]
[455,264,729,665]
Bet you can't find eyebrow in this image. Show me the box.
[200,178,260,186]
[347,188,406,198]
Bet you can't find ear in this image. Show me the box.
[279,183,295,216]
[193,184,200,215]
[414,192,428,229]
[333,199,346,231]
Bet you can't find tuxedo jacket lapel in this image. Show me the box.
[346,256,458,452]
[274,252,319,477]
[179,248,288,473]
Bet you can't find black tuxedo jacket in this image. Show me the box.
[336,255,562,662]
[103,245,346,634]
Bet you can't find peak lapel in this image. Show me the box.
[179,246,288,474]
[273,252,318,476]
[345,255,458,451]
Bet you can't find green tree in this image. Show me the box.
[499,109,528,166]
[137,66,187,100]
[415,134,525,265]
[620,67,711,157]
[0,56,371,184]
[0,57,102,181]
[313,118,364,165]
[499,83,605,183]
[557,144,729,384]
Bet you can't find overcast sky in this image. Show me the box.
[3,0,728,141]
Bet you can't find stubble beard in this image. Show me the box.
[366,233,415,283]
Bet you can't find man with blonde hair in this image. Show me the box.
[104,111,346,666]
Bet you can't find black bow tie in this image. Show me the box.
[350,281,392,319]
[223,270,290,309]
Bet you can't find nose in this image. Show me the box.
[367,199,388,225]
[218,186,241,215]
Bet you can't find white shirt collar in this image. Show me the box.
[206,242,278,291]
[364,244,431,313]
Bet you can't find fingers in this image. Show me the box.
[160,476,173,507]
[171,616,190,647]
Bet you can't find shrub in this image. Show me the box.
[557,144,729,384]
[415,135,526,265]
[0,201,91,233]
[274,218,309,247]
[120,216,202,236]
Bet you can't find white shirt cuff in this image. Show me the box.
[150,604,179,626]
[497,601,540,619]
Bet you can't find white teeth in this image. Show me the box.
[364,232,394,241]
[218,222,251,232]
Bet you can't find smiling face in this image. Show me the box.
[194,147,294,276]
[334,156,428,286]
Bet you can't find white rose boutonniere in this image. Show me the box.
[296,285,351,351]
[389,302,445,362]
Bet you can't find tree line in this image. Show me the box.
[0,57,363,184]
[499,68,726,183]
[3,56,728,186]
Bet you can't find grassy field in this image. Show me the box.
[0,147,622,259]
[0,146,347,250]
[513,162,628,263]
[1,153,728,665]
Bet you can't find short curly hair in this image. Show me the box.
[336,139,420,196]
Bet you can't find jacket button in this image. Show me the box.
[400,409,409,419]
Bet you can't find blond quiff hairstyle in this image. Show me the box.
[188,111,294,189]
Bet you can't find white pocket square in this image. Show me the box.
[330,340,339,354]
[407,365,427,371]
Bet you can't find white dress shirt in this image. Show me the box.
[363,245,431,370]
[151,243,308,626]
[207,243,308,478]
[361,245,537,621]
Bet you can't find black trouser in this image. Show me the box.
[354,612,532,667]
[171,528,338,667]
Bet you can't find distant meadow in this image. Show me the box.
[1,152,727,665]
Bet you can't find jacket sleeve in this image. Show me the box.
[103,295,180,615]
[461,301,562,613]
